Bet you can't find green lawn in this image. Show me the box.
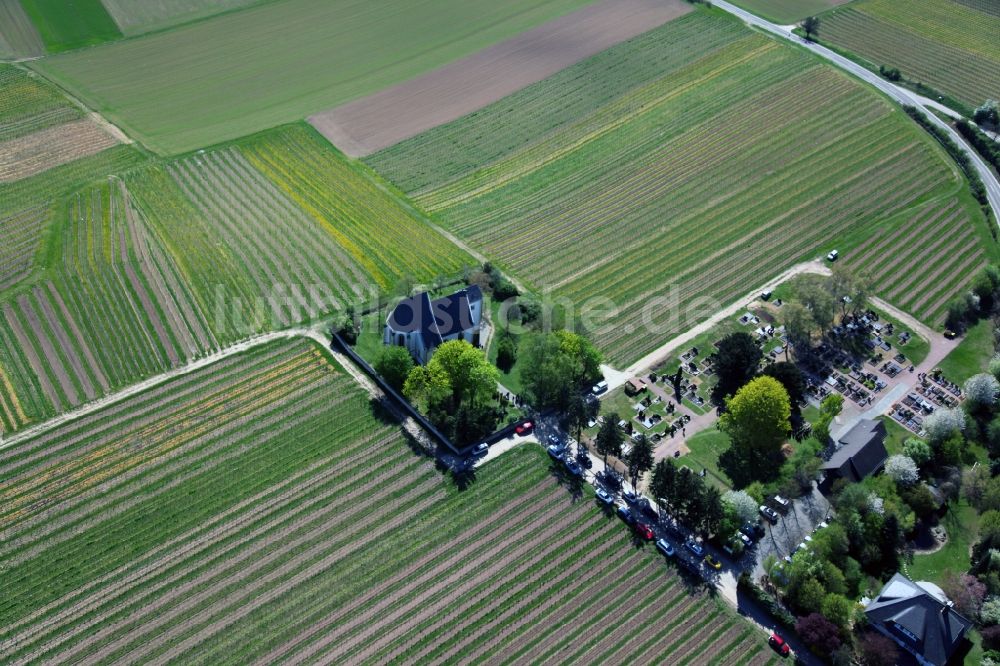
[907,501,978,581]
[938,319,994,383]
[682,428,734,489]
[99,0,264,36]
[19,0,120,52]
[32,0,595,154]
[879,416,913,456]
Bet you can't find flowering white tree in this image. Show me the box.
[989,353,1000,383]
[924,407,966,443]
[867,493,885,515]
[723,490,758,523]
[885,455,919,486]
[965,373,1000,409]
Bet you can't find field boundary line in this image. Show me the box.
[0,329,321,450]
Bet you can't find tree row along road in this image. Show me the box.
[712,0,1000,222]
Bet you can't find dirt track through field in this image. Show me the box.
[309,0,691,156]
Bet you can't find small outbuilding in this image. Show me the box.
[624,377,647,396]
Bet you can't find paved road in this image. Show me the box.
[712,0,1000,222]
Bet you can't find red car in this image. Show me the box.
[768,633,790,657]
[635,522,655,541]
[515,421,534,435]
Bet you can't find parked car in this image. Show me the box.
[617,505,636,525]
[577,452,593,469]
[759,506,779,523]
[655,538,675,557]
[666,523,685,539]
[685,540,705,557]
[635,522,655,541]
[592,380,608,395]
[564,458,583,477]
[547,443,566,459]
[769,633,791,657]
[598,470,622,491]
[738,531,752,547]
[547,434,563,447]
[471,442,488,457]
[595,488,615,505]
[622,490,638,504]
[704,554,722,570]
[772,495,790,509]
[515,420,533,435]
[637,498,658,520]
[740,521,765,541]
[826,249,838,262]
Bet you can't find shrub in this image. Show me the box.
[902,438,932,466]
[981,596,1000,625]
[859,631,898,666]
[795,612,841,653]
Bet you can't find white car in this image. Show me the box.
[826,249,839,262]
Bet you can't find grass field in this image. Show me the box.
[820,0,1000,109]
[0,0,44,59]
[0,337,778,664]
[906,502,979,581]
[368,11,979,366]
[32,0,597,154]
[19,0,121,53]
[99,0,264,36]
[938,318,995,383]
[728,0,849,23]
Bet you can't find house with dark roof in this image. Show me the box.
[821,419,888,484]
[383,286,483,364]
[865,573,972,666]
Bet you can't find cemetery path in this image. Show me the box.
[612,260,830,385]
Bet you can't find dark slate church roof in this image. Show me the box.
[387,285,482,345]
[866,573,972,666]
[821,419,888,480]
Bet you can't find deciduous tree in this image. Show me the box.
[885,455,919,486]
[626,434,654,493]
[719,376,791,482]
[375,345,414,392]
[802,15,820,40]
[712,332,762,402]
[795,612,841,654]
[596,413,624,470]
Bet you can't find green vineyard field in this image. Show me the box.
[0,338,779,664]
[368,12,990,366]
[821,0,1000,109]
